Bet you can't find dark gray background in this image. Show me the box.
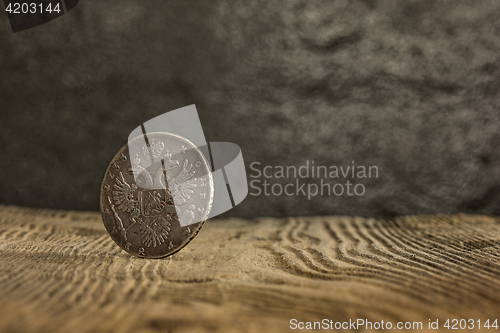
[1,0,499,218]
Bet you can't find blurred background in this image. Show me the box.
[0,0,499,218]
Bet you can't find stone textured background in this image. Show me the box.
[1,0,499,218]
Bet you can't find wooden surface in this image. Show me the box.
[0,206,499,332]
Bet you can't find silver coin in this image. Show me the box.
[100,132,214,258]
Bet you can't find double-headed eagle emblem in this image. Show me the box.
[108,151,196,248]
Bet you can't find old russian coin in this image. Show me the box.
[100,132,213,258]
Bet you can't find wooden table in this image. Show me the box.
[0,206,499,332]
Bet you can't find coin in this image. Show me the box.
[100,132,214,258]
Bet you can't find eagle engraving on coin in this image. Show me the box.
[100,132,213,258]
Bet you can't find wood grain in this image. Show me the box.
[0,205,499,332]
